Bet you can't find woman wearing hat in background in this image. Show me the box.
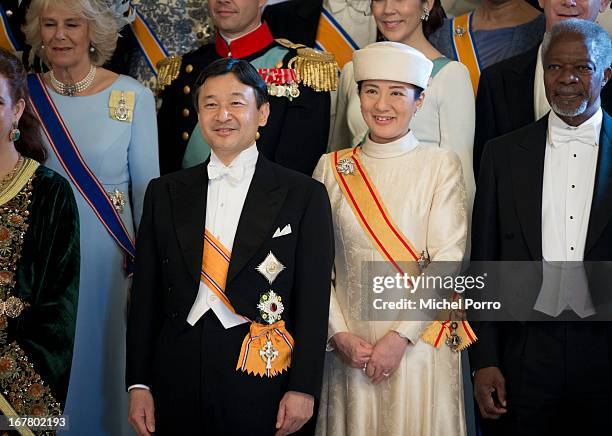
[314,42,471,436]
[23,0,159,434]
[329,0,475,234]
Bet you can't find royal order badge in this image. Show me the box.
[257,290,284,324]
[336,157,355,175]
[256,251,285,284]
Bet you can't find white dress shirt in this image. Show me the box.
[533,44,551,121]
[129,145,259,392]
[186,144,258,327]
[535,109,602,317]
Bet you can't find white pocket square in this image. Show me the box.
[273,224,292,238]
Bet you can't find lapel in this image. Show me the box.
[503,46,539,130]
[169,162,209,285]
[511,116,548,261]
[585,111,612,255]
[226,155,288,287]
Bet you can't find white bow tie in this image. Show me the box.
[550,123,596,148]
[207,162,245,184]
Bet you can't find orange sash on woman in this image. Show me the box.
[331,147,476,350]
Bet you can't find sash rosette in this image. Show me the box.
[237,321,294,378]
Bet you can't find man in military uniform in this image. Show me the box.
[157,0,336,175]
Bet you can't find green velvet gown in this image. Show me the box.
[0,159,79,424]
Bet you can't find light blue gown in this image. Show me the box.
[42,75,159,436]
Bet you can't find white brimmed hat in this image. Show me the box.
[353,41,433,89]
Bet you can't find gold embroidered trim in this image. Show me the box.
[0,158,39,207]
[0,342,61,431]
[0,390,35,435]
[0,169,61,430]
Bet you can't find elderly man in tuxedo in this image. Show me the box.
[474,0,611,180]
[470,18,611,436]
[126,58,334,436]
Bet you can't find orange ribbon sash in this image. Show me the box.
[201,230,237,312]
[201,230,294,375]
[451,12,481,96]
[315,8,359,70]
[130,8,168,76]
[331,148,476,350]
[0,6,20,53]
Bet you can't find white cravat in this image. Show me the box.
[534,44,551,121]
[186,144,259,327]
[536,109,602,318]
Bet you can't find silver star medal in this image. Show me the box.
[257,290,284,324]
[336,157,355,175]
[256,251,285,284]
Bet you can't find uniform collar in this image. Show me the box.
[215,22,275,59]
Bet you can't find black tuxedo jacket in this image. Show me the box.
[469,112,612,401]
[126,154,333,434]
[474,46,612,182]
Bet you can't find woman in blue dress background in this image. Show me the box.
[23,0,159,434]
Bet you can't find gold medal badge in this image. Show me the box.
[108,90,136,122]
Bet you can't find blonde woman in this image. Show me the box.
[24,0,159,434]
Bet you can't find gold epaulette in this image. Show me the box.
[156,55,182,91]
[276,39,338,93]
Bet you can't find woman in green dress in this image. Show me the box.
[0,47,79,422]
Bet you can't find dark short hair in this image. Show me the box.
[193,58,269,110]
[357,81,424,99]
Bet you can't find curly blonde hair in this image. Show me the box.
[23,0,119,67]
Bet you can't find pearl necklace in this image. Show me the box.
[49,65,97,96]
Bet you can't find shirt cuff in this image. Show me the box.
[128,384,151,392]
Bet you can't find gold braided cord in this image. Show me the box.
[277,39,339,92]
[156,55,183,91]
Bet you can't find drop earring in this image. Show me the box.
[421,7,430,21]
[9,123,20,142]
[255,131,261,141]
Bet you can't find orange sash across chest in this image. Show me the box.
[331,148,422,274]
[451,13,481,96]
[331,148,476,350]
[201,230,294,376]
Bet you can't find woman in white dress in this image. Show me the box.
[314,42,472,436]
[330,0,475,217]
